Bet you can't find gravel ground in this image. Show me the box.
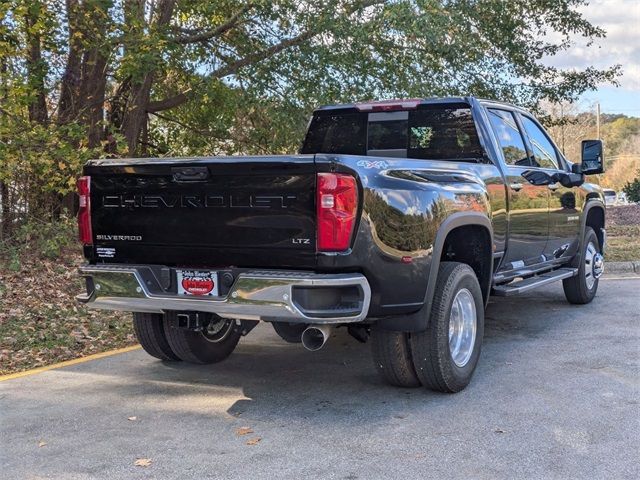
[1,278,639,480]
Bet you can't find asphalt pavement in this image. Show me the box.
[1,277,639,480]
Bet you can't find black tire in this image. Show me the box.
[371,329,421,387]
[163,313,241,364]
[410,262,484,393]
[133,312,181,361]
[563,227,602,305]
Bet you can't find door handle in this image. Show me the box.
[548,183,560,191]
[509,182,523,192]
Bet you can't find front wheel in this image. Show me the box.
[163,314,242,364]
[563,227,603,304]
[410,262,484,393]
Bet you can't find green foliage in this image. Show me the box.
[142,0,621,155]
[0,216,77,269]
[0,0,623,229]
[0,121,101,194]
[623,172,640,203]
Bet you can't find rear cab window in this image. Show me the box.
[301,103,484,161]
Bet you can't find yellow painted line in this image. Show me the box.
[0,345,142,382]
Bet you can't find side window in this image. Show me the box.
[487,109,530,166]
[407,106,484,160]
[301,112,366,155]
[520,116,559,169]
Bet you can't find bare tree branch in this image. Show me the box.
[147,0,387,113]
[175,4,253,44]
[147,90,192,112]
[149,110,219,137]
[147,30,315,112]
[212,29,316,79]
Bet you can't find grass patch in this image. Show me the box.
[605,224,640,262]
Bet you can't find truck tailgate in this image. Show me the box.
[84,155,317,268]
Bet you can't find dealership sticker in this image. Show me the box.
[96,247,116,258]
[177,270,219,296]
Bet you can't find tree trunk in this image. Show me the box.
[24,1,48,125]
[120,0,176,156]
[58,0,82,125]
[78,47,108,148]
[59,0,109,149]
[0,180,11,241]
[121,74,155,156]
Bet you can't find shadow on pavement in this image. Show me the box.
[55,286,588,422]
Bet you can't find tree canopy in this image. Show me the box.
[0,0,622,231]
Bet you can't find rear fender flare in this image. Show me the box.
[423,212,493,318]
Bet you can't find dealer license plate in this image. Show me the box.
[177,270,219,296]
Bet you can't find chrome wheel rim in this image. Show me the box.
[584,242,603,290]
[448,288,477,368]
[201,319,233,343]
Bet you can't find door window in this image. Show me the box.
[520,116,559,169]
[487,109,529,166]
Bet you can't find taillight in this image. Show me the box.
[317,173,358,252]
[77,176,92,245]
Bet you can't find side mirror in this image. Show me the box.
[581,140,604,175]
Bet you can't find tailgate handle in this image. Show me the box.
[172,166,209,182]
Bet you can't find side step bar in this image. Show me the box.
[492,268,578,297]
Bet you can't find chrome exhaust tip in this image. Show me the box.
[301,325,332,351]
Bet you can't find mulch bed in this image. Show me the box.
[606,205,640,226]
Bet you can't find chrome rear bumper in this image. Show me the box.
[77,265,371,324]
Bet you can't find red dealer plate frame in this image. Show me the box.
[177,270,219,297]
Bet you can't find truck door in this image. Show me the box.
[486,108,549,268]
[518,115,582,260]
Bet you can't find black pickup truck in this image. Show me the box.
[76,97,606,393]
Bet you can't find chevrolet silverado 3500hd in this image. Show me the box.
[76,97,606,392]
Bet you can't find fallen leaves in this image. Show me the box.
[38,440,47,448]
[0,250,137,375]
[235,425,261,445]
[134,458,152,467]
